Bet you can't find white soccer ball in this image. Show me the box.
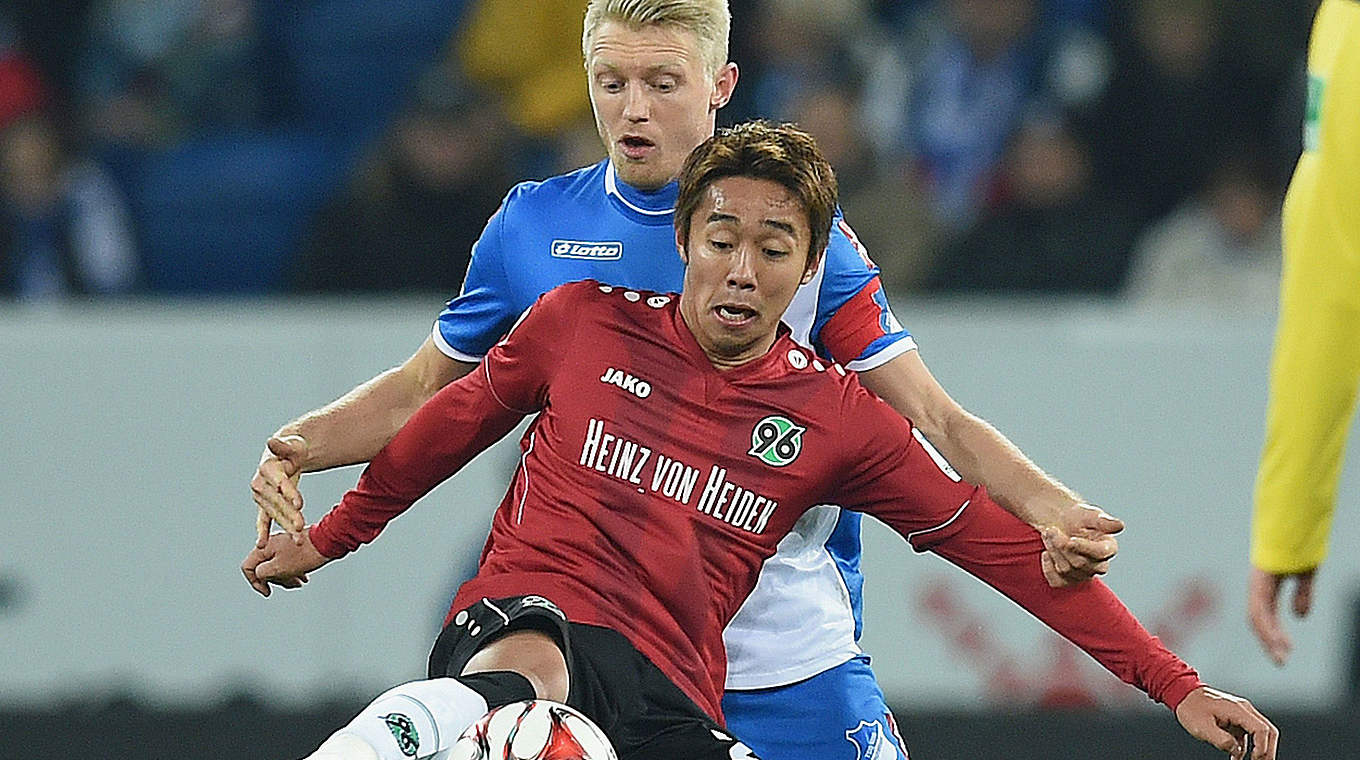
[448,699,617,760]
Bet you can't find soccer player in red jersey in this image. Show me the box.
[244,122,1277,760]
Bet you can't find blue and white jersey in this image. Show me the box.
[435,158,917,689]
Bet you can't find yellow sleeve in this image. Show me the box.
[1251,0,1360,574]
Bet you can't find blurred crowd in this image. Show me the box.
[0,0,1318,303]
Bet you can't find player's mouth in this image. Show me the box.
[618,135,657,160]
[713,303,759,328]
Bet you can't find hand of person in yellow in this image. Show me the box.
[1247,565,1317,665]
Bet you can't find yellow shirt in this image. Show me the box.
[1251,0,1360,573]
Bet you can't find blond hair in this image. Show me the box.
[582,0,731,80]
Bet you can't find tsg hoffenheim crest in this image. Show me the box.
[845,720,900,760]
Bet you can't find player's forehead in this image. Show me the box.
[698,177,808,236]
[587,20,706,75]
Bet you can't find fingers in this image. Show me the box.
[1201,724,1246,760]
[1041,528,1074,578]
[1041,529,1114,584]
[1248,707,1280,760]
[241,549,272,597]
[1094,513,1125,534]
[1075,504,1124,536]
[1040,551,1069,588]
[1064,535,1118,564]
[1291,572,1315,618]
[1181,690,1278,760]
[1223,699,1278,760]
[256,507,271,549]
[251,457,306,537]
[1246,568,1291,665]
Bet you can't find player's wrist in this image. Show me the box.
[306,521,347,560]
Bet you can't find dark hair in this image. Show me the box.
[676,120,838,272]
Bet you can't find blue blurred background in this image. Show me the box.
[1,1,1355,759]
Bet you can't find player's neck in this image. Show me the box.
[677,301,778,372]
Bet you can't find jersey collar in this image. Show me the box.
[668,299,798,384]
[604,160,678,225]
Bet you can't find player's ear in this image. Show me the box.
[710,62,738,112]
[800,246,822,284]
[675,226,689,264]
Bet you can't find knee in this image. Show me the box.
[463,629,569,702]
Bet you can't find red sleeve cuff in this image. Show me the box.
[1159,674,1205,712]
[307,517,348,560]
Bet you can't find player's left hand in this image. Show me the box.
[1039,503,1123,588]
[1174,685,1278,759]
[242,527,330,597]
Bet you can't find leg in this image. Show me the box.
[306,597,570,760]
[305,676,502,760]
[464,628,569,702]
[722,655,908,760]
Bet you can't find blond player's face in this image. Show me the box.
[677,176,815,367]
[586,21,736,191]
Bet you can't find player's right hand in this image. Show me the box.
[242,527,330,597]
[1038,503,1123,587]
[252,434,309,548]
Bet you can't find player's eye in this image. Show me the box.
[764,248,790,259]
[653,78,677,93]
[709,238,733,250]
[598,77,623,93]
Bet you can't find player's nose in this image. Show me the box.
[622,87,651,121]
[725,248,757,289]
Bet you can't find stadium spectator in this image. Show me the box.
[0,17,48,128]
[456,0,592,140]
[248,2,1123,759]
[1123,145,1283,306]
[924,112,1139,294]
[0,113,139,298]
[1249,0,1360,666]
[860,0,1101,231]
[732,0,872,124]
[245,121,1279,760]
[1082,0,1278,227]
[76,0,264,148]
[783,79,939,293]
[292,70,512,295]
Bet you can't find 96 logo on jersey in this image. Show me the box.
[749,416,805,467]
[552,239,623,260]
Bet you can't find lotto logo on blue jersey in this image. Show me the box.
[551,239,623,260]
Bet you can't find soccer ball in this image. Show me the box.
[448,699,617,760]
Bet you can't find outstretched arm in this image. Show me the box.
[859,351,1123,587]
[305,360,531,560]
[251,336,476,545]
[921,497,1276,758]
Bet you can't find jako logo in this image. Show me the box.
[600,367,652,398]
[551,239,623,260]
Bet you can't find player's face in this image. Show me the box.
[587,21,737,191]
[677,176,815,368]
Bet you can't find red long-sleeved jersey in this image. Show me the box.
[312,280,1201,722]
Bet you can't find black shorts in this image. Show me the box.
[429,595,759,760]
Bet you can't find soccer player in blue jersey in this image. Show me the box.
[250,1,1124,757]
